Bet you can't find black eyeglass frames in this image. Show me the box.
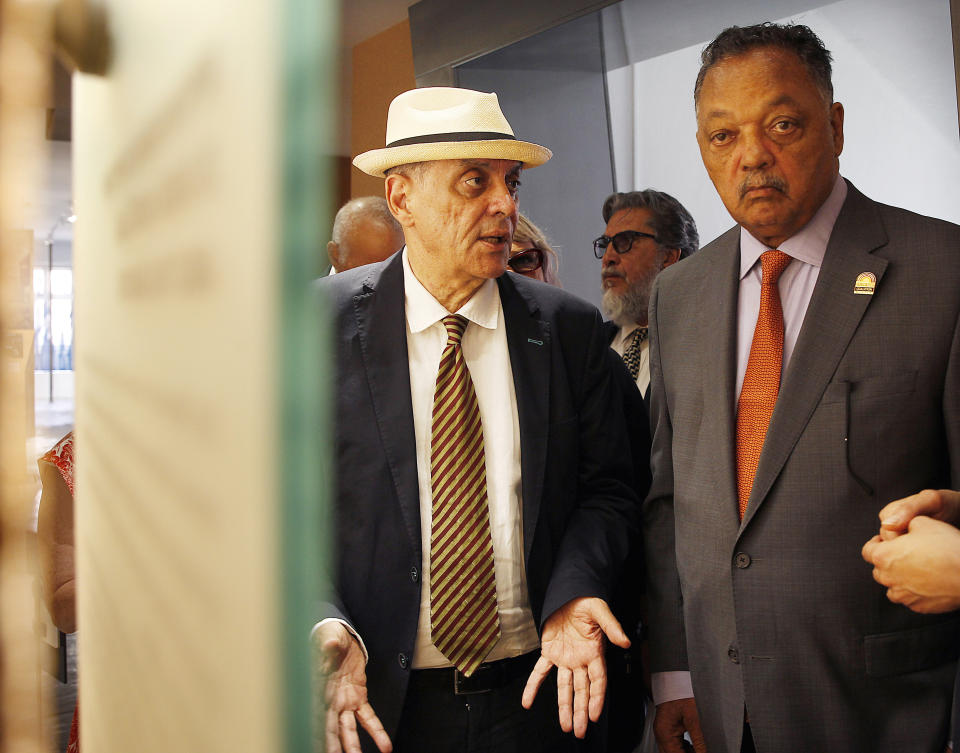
[508,247,545,273]
[593,230,658,259]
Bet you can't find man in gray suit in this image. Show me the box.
[644,22,960,753]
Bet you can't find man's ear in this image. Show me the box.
[326,241,339,270]
[385,173,415,228]
[661,248,681,270]
[830,101,845,157]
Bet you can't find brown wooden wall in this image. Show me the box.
[350,19,416,199]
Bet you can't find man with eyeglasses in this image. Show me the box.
[596,190,699,405]
[582,189,698,753]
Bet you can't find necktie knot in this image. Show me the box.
[760,249,792,286]
[441,314,468,345]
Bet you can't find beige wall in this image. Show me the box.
[350,19,416,199]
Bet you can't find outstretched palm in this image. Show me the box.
[522,597,629,738]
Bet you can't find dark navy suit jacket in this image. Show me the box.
[316,253,639,749]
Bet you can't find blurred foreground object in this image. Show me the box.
[1,1,56,751]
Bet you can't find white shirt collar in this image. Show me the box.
[402,248,500,333]
[739,174,848,280]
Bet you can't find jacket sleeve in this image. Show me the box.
[541,308,641,622]
[643,275,689,673]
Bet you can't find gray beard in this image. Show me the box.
[602,282,651,328]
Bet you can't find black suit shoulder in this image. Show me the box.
[314,256,394,304]
[502,270,601,319]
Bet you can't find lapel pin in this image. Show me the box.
[527,338,543,346]
[853,272,876,295]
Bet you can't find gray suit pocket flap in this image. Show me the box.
[850,370,917,401]
[823,371,917,405]
[864,619,960,678]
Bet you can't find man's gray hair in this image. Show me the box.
[601,190,699,260]
[331,196,402,246]
[383,162,428,183]
[694,23,834,107]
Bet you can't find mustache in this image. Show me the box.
[601,269,626,280]
[738,174,788,199]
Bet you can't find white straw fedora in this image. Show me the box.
[353,87,553,177]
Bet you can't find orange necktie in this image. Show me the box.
[736,250,792,519]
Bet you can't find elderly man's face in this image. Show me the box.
[601,208,664,296]
[696,47,844,248]
[402,159,521,285]
[600,208,675,326]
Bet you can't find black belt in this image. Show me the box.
[413,651,540,695]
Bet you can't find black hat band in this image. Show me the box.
[386,131,517,148]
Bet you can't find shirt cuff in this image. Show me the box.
[652,670,694,705]
[311,618,369,664]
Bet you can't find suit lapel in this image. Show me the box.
[353,255,421,553]
[699,228,742,520]
[497,275,551,563]
[742,183,889,527]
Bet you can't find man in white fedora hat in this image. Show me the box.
[313,87,640,753]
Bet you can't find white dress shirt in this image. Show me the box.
[402,251,540,668]
[609,324,650,396]
[652,174,848,706]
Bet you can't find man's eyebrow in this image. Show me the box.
[701,108,729,121]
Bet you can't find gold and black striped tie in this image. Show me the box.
[429,314,500,677]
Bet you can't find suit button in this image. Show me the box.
[728,646,740,664]
[410,566,419,583]
[398,653,409,669]
[735,552,751,569]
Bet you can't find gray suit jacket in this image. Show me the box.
[644,182,960,753]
